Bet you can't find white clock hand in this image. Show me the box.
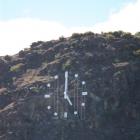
[64,71,73,106]
[64,92,73,106]
[66,95,73,106]
[64,91,67,99]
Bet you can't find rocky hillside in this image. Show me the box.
[0,31,140,140]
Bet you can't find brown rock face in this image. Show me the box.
[0,59,12,87]
[0,59,9,76]
[0,32,140,140]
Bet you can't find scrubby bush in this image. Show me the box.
[10,63,24,73]
[71,33,83,39]
[4,55,11,61]
[55,53,61,59]
[62,59,72,70]
[26,52,43,68]
[19,50,25,57]
[112,31,124,38]
[30,87,40,93]
[59,36,66,41]
[84,31,94,36]
[122,32,133,39]
[104,33,115,40]
[103,31,133,39]
[30,41,44,49]
[133,49,140,56]
[135,32,140,38]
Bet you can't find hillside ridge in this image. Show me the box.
[0,31,140,140]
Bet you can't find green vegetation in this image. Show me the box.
[112,31,124,38]
[62,59,72,70]
[71,32,94,39]
[135,32,140,38]
[4,55,12,61]
[103,31,133,39]
[19,50,25,57]
[71,33,83,39]
[103,33,115,40]
[133,49,140,56]
[30,41,44,49]
[30,87,40,93]
[55,53,61,59]
[84,31,94,36]
[113,70,123,77]
[122,32,133,39]
[59,36,66,41]
[114,58,120,63]
[10,63,24,73]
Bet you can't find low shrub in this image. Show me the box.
[10,63,24,73]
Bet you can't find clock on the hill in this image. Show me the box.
[43,71,88,120]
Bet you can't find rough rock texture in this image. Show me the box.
[0,32,140,140]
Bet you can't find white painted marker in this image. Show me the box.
[44,94,51,98]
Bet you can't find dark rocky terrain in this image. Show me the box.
[0,31,140,140]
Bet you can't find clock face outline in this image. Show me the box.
[43,71,88,120]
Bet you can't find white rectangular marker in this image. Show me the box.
[64,112,68,118]
[82,92,88,96]
[44,94,51,98]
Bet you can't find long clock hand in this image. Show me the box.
[64,71,73,106]
[64,71,68,99]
